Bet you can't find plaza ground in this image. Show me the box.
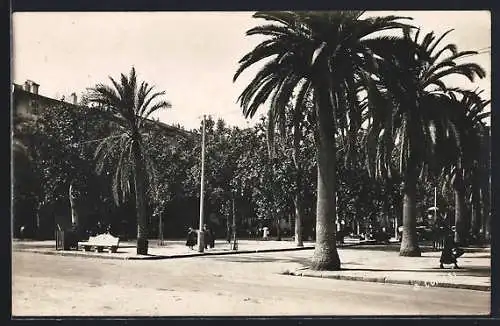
[12,240,491,316]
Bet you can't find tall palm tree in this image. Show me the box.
[85,67,171,255]
[234,11,410,270]
[440,89,490,246]
[363,28,486,256]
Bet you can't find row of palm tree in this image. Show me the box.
[80,11,488,264]
[233,11,489,269]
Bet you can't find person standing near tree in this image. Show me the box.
[209,227,215,249]
[203,224,212,250]
[440,230,463,269]
[186,227,196,250]
[262,226,269,240]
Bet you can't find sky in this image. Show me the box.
[12,11,491,130]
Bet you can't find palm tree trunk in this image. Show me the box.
[311,85,340,271]
[399,170,421,256]
[132,139,148,255]
[453,174,468,246]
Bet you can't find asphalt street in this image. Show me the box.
[12,250,490,316]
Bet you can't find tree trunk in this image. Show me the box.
[399,170,421,256]
[276,217,281,241]
[69,183,78,228]
[36,211,41,237]
[480,187,489,242]
[294,194,304,247]
[226,201,231,243]
[292,100,304,248]
[453,174,468,246]
[310,84,340,271]
[470,189,481,243]
[132,139,148,255]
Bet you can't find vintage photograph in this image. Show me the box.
[11,11,491,316]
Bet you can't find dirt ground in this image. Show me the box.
[12,250,490,316]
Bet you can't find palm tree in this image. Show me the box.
[234,11,410,270]
[85,67,171,255]
[440,89,490,246]
[363,29,486,256]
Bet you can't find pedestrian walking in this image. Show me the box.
[209,227,215,249]
[19,225,26,239]
[186,227,197,250]
[203,224,212,249]
[440,231,463,269]
[262,226,269,240]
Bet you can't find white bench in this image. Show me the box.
[78,233,120,253]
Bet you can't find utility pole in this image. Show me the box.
[197,115,206,252]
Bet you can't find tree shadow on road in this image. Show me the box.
[212,255,490,277]
[342,243,490,254]
[463,255,491,259]
[212,255,312,267]
[343,244,440,253]
[339,266,490,277]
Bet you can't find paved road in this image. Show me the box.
[12,250,489,316]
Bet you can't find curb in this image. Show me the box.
[283,270,490,292]
[13,245,316,261]
[128,245,316,260]
[10,242,400,260]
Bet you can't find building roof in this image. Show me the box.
[12,85,79,108]
[12,83,193,138]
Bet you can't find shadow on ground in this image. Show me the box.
[342,243,489,254]
[212,254,312,266]
[212,254,490,278]
[339,266,490,277]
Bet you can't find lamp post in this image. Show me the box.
[232,194,237,250]
[197,115,206,252]
[434,186,438,222]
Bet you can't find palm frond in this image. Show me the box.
[427,29,454,56]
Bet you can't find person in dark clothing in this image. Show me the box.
[203,224,211,249]
[186,227,197,250]
[440,232,460,269]
[209,228,215,248]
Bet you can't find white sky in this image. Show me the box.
[12,11,491,129]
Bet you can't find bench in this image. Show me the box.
[78,233,120,253]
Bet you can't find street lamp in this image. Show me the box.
[232,194,237,250]
[197,115,206,252]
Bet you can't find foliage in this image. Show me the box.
[13,14,490,250]
[13,103,113,236]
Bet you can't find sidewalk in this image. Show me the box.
[283,245,491,292]
[12,239,490,292]
[12,239,316,260]
[12,237,371,260]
